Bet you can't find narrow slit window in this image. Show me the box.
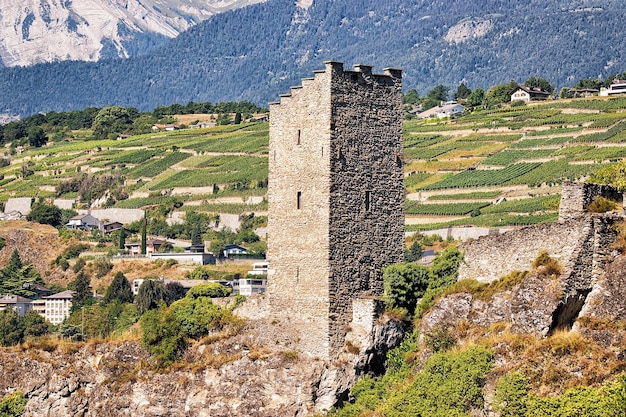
[297,129,301,145]
[365,191,371,211]
[297,191,302,209]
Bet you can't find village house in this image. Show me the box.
[124,239,169,255]
[417,101,465,119]
[100,221,124,234]
[600,79,626,96]
[510,85,551,102]
[67,213,100,230]
[0,294,33,316]
[223,244,248,258]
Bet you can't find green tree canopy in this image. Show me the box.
[105,272,134,304]
[0,249,45,298]
[383,263,430,315]
[403,89,420,105]
[27,126,47,147]
[524,76,554,93]
[466,88,485,107]
[92,106,134,139]
[26,203,62,226]
[484,80,518,106]
[453,83,472,100]
[426,84,450,102]
[136,279,167,314]
[69,270,93,311]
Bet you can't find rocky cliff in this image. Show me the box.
[0,300,404,416]
[0,0,265,67]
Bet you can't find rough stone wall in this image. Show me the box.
[458,220,590,283]
[267,61,404,359]
[559,181,624,222]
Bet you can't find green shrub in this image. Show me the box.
[494,372,530,417]
[0,390,27,417]
[185,265,211,280]
[586,196,617,213]
[424,325,456,353]
[532,250,562,276]
[383,263,430,315]
[186,283,231,299]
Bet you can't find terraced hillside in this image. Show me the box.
[1,96,626,231]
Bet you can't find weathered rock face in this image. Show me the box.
[0,0,266,67]
[0,306,403,416]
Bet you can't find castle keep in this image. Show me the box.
[267,61,405,359]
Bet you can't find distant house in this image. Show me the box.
[223,244,248,258]
[510,85,551,102]
[568,88,598,98]
[233,263,268,296]
[599,79,626,96]
[22,283,53,299]
[124,239,168,255]
[67,213,100,230]
[0,294,33,316]
[190,121,216,129]
[152,124,180,131]
[100,221,124,234]
[43,290,75,325]
[417,102,465,119]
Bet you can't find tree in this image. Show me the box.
[22,310,50,338]
[0,390,27,417]
[453,83,471,100]
[0,249,45,298]
[484,80,518,106]
[403,89,419,105]
[118,228,126,250]
[27,126,47,147]
[427,84,450,102]
[136,279,167,314]
[405,241,423,262]
[69,270,93,311]
[92,106,134,139]
[383,263,430,315]
[165,281,187,305]
[574,77,602,90]
[0,309,24,346]
[141,214,147,255]
[26,203,62,226]
[524,76,554,93]
[234,112,242,124]
[105,272,134,304]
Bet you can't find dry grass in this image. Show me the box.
[532,250,563,276]
[445,270,528,301]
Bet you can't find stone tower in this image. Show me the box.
[267,61,405,359]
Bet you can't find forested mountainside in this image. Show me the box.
[0,0,265,68]
[1,0,625,117]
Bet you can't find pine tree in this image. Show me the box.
[119,228,126,250]
[105,272,134,304]
[70,270,93,311]
[136,279,166,314]
[141,215,147,255]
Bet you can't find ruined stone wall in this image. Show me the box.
[267,61,404,359]
[459,214,621,291]
[559,181,624,222]
[458,219,591,283]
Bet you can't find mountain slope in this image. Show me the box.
[1,0,625,117]
[0,0,265,67]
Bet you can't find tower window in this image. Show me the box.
[297,129,301,145]
[297,191,302,209]
[365,191,371,211]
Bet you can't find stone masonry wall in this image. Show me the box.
[267,62,404,359]
[328,63,405,356]
[559,181,624,222]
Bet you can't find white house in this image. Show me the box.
[0,294,33,316]
[43,290,75,325]
[67,214,100,230]
[417,102,465,119]
[600,79,626,96]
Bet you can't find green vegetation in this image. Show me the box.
[420,164,541,190]
[0,390,27,417]
[405,201,490,216]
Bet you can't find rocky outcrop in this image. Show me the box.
[0,300,403,416]
[0,0,265,67]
